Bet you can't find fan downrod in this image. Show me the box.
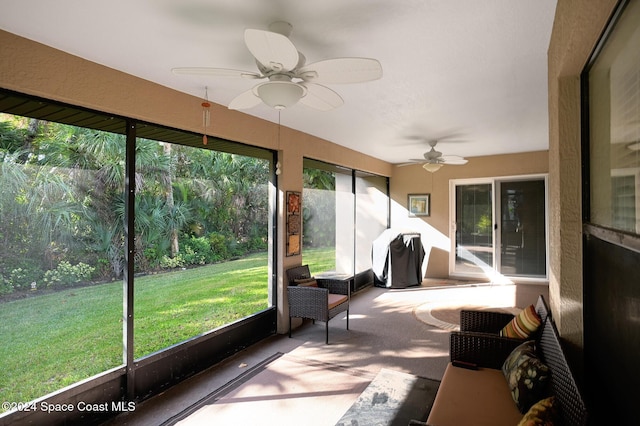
[268,21,293,37]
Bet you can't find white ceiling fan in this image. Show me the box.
[399,139,468,172]
[172,21,383,111]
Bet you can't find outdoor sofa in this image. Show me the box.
[425,295,588,426]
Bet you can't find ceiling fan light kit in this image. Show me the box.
[172,22,382,111]
[422,163,443,173]
[255,80,306,110]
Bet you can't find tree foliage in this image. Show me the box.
[0,114,269,295]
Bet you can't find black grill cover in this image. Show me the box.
[372,230,425,288]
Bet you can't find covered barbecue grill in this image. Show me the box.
[372,229,425,288]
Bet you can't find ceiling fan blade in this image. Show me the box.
[441,155,468,165]
[228,89,263,110]
[244,29,299,72]
[298,83,344,111]
[298,58,382,84]
[171,67,263,79]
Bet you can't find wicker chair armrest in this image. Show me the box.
[316,278,349,296]
[287,286,329,321]
[459,310,514,334]
[450,331,524,369]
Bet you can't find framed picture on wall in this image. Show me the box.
[286,191,301,256]
[408,193,430,217]
[287,191,300,214]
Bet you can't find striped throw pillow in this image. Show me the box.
[500,304,542,339]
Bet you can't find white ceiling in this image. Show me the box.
[0,0,557,165]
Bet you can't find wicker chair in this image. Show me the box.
[286,265,350,344]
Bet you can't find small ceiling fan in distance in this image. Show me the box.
[399,139,468,172]
[172,21,383,111]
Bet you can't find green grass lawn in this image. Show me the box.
[303,246,336,274]
[0,248,334,409]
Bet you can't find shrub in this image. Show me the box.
[181,245,205,266]
[0,259,44,292]
[0,275,13,295]
[43,261,96,288]
[227,237,243,258]
[159,254,185,269]
[6,268,27,292]
[181,236,212,265]
[208,232,228,261]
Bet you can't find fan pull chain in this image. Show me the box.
[275,110,282,175]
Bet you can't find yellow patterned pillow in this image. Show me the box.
[517,396,556,426]
[500,304,542,339]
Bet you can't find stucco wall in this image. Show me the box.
[547,0,618,351]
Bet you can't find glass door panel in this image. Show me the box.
[498,179,547,277]
[454,183,493,275]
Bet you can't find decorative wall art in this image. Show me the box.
[408,194,430,217]
[286,191,301,256]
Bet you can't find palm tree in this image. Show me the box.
[162,142,179,257]
[1,113,270,285]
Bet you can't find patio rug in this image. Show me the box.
[163,352,439,426]
[336,368,440,426]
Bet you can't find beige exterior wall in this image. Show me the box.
[547,0,618,348]
[390,151,548,279]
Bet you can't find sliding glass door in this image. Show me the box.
[451,176,547,280]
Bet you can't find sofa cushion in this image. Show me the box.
[502,341,550,413]
[500,304,542,339]
[427,363,523,426]
[516,396,557,426]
